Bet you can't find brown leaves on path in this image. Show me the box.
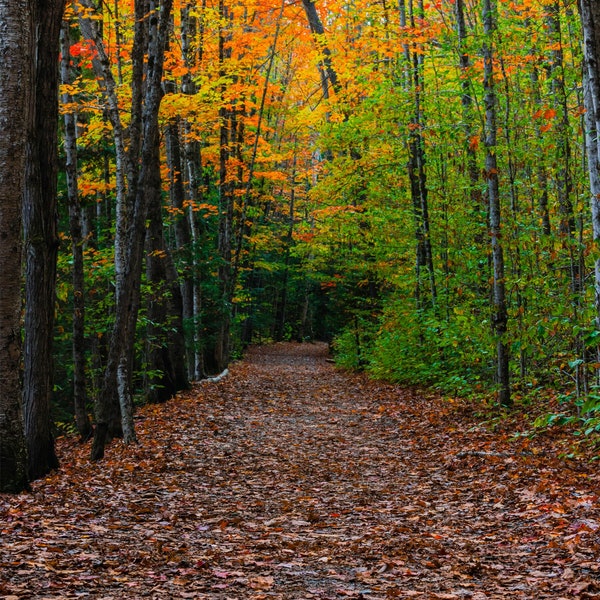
[2,342,600,599]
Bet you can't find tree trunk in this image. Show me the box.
[113,0,149,447]
[301,0,340,98]
[76,0,130,445]
[22,0,65,480]
[214,0,235,374]
[164,98,195,380]
[579,0,600,329]
[91,0,173,459]
[455,0,481,213]
[60,20,93,441]
[401,0,436,310]
[181,0,206,379]
[483,0,510,407]
[145,125,189,403]
[0,0,31,493]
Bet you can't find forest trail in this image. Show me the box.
[2,343,600,599]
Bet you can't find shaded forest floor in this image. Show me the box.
[2,342,600,599]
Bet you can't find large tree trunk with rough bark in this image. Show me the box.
[0,0,32,493]
[22,0,64,480]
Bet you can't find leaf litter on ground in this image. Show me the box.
[1,342,600,599]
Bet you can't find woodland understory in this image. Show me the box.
[1,343,600,599]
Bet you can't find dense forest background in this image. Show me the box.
[5,0,600,492]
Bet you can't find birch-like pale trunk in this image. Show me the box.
[483,0,510,407]
[579,1,600,331]
[82,0,173,458]
[76,1,132,446]
[76,1,128,274]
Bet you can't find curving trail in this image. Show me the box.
[1,342,600,598]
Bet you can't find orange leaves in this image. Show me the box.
[533,106,558,133]
[78,177,115,198]
[294,232,315,243]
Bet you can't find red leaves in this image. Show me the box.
[1,343,600,597]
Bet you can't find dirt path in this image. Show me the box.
[1,342,600,599]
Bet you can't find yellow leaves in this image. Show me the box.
[59,83,81,97]
[148,249,168,259]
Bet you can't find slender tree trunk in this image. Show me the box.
[214,0,235,374]
[232,0,286,283]
[455,0,481,212]
[91,0,173,459]
[579,0,600,330]
[145,125,189,403]
[301,0,340,98]
[22,0,65,480]
[483,0,510,406]
[181,0,206,379]
[401,0,436,310]
[548,4,576,241]
[275,155,297,342]
[164,101,195,379]
[529,47,552,236]
[76,0,129,444]
[60,20,93,440]
[0,0,31,493]
[114,0,151,446]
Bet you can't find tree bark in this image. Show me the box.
[90,0,173,459]
[0,0,32,493]
[76,0,129,450]
[301,0,340,98]
[145,125,189,403]
[483,0,510,407]
[401,0,436,310]
[22,0,65,480]
[214,0,235,374]
[60,20,93,441]
[164,93,195,380]
[455,0,481,213]
[579,0,600,329]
